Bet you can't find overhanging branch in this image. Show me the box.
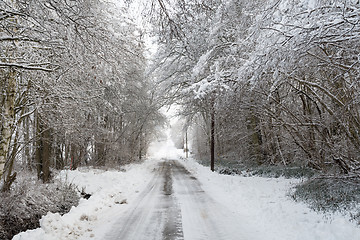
[0,62,57,72]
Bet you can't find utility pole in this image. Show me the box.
[210,102,215,172]
[185,129,188,158]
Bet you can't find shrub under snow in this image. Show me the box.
[0,174,79,240]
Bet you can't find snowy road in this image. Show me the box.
[13,139,360,240]
[103,160,247,240]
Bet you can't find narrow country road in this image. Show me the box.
[103,159,248,240]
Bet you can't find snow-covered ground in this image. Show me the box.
[13,139,360,240]
[179,159,360,240]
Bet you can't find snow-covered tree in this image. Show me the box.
[1,0,163,189]
[151,0,360,173]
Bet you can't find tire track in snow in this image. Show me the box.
[103,159,247,240]
[171,160,247,240]
[102,161,183,240]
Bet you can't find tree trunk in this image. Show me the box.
[2,121,20,192]
[35,112,42,180]
[0,69,16,181]
[249,113,263,165]
[55,140,64,170]
[42,127,51,182]
[35,113,52,183]
[23,113,32,171]
[71,143,83,170]
[95,139,105,166]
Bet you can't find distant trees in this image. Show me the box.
[0,0,163,190]
[152,0,360,174]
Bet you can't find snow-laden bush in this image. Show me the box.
[0,175,79,240]
[218,165,317,178]
[292,176,360,224]
[198,156,317,178]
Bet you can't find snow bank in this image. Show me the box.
[12,160,156,240]
[178,158,360,240]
